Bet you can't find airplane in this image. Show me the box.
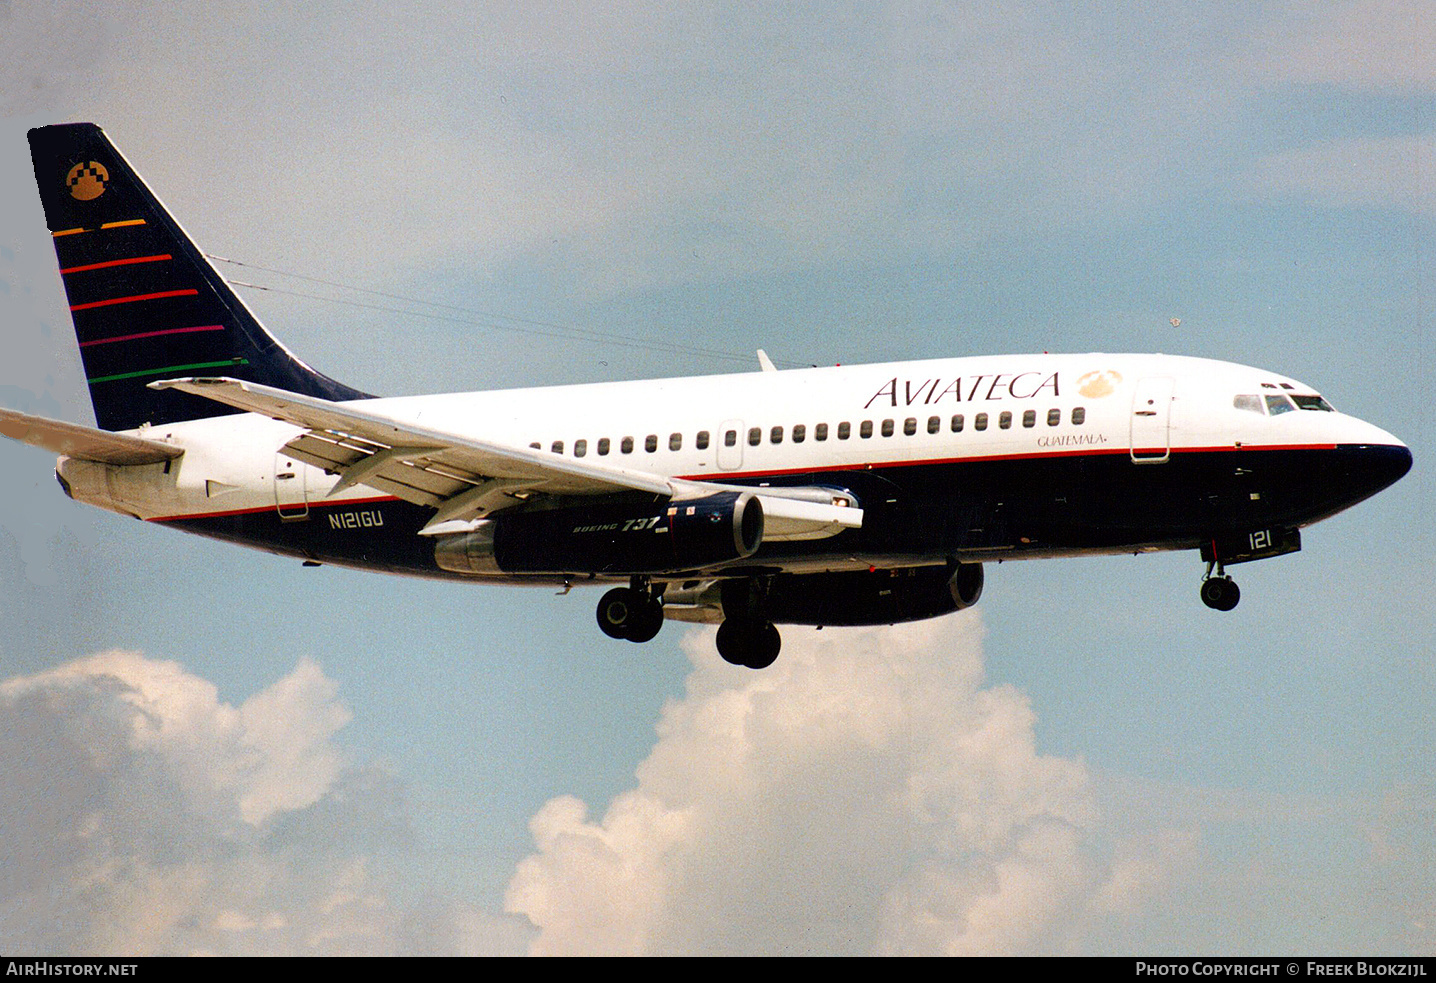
[0,123,1413,669]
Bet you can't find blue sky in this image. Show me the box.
[0,0,1431,955]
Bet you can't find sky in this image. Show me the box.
[0,0,1432,956]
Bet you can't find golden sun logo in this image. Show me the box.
[1076,370,1123,398]
[66,161,108,201]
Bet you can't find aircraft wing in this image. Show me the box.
[0,407,183,466]
[151,376,682,526]
[153,377,863,538]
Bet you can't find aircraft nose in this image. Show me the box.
[1362,441,1413,494]
[1303,429,1412,521]
[1330,441,1412,507]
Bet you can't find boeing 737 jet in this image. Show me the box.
[0,123,1413,668]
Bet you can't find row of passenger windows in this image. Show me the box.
[531,407,1088,457]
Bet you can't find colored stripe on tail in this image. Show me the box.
[28,123,371,432]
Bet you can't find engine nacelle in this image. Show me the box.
[741,562,983,626]
[434,491,764,576]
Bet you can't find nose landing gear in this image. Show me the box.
[1199,560,1240,612]
[596,578,665,643]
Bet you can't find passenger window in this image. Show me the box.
[724,430,737,447]
[748,427,762,446]
[998,412,1012,430]
[838,422,851,439]
[815,423,828,441]
[974,413,988,431]
[951,414,964,432]
[1022,410,1035,428]
[1265,395,1296,416]
[860,421,873,438]
[697,431,710,449]
[574,439,587,457]
[927,416,940,434]
[1072,408,1085,425]
[881,419,895,437]
[770,426,784,444]
[669,433,682,451]
[792,424,806,443]
[1047,408,1060,426]
[903,418,916,436]
[645,434,658,452]
[551,440,564,454]
[621,436,634,454]
[598,438,611,455]
[1233,394,1263,414]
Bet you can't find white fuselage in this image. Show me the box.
[57,353,1402,536]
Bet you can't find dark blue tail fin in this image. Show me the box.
[28,122,370,432]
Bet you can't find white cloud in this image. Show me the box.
[0,650,529,955]
[1256,0,1436,91]
[0,651,348,827]
[504,615,1185,956]
[1245,135,1435,216]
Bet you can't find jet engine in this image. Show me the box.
[434,490,763,576]
[743,562,983,626]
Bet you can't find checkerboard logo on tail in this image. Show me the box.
[66,161,108,200]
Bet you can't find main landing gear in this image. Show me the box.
[596,578,665,643]
[714,577,781,669]
[595,576,783,669]
[715,618,782,670]
[1199,560,1241,612]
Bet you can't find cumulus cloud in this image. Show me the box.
[504,615,1182,956]
[0,650,528,955]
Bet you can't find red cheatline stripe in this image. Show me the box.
[60,254,173,275]
[80,324,226,348]
[70,288,198,312]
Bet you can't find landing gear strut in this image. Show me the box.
[596,578,665,643]
[1199,560,1240,612]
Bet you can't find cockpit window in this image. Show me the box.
[1265,394,1296,416]
[1291,394,1335,412]
[1233,394,1263,414]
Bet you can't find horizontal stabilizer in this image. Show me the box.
[0,408,182,465]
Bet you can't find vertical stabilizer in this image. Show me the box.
[27,123,370,432]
